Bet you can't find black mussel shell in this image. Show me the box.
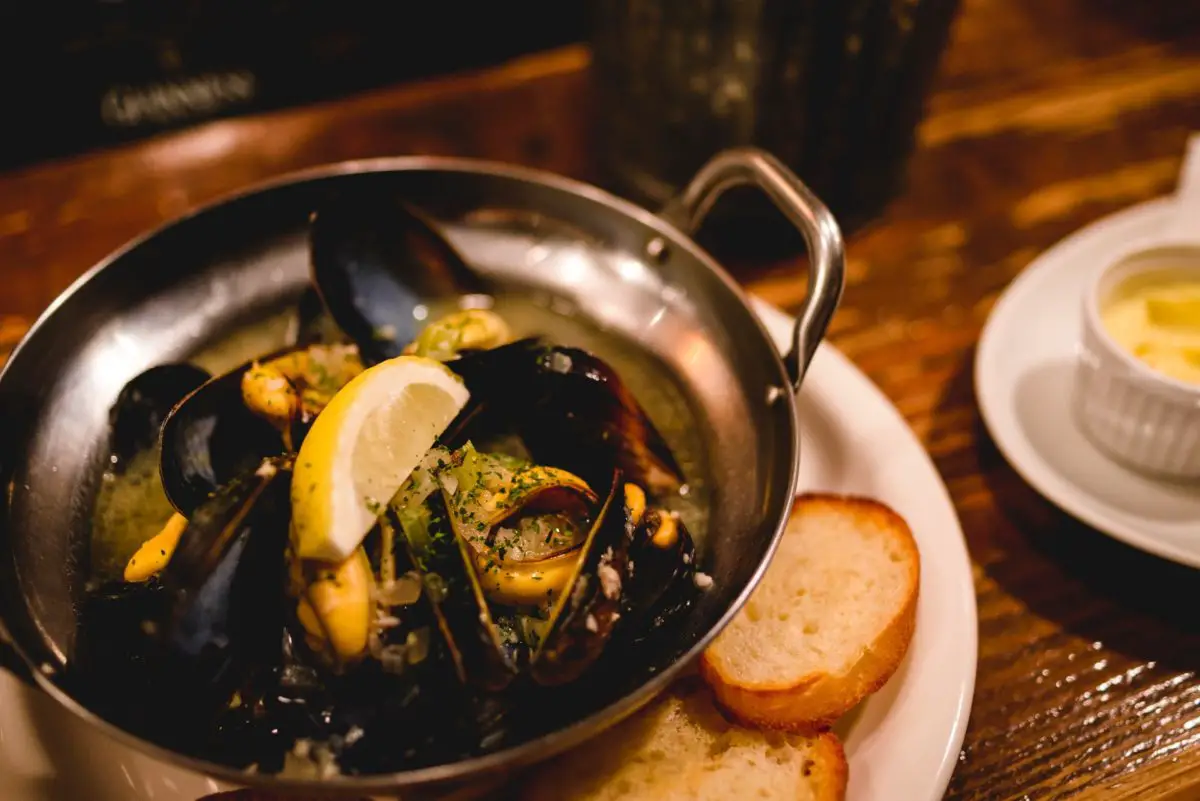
[391,492,518,692]
[69,574,283,755]
[209,519,508,775]
[201,664,334,771]
[213,659,507,775]
[530,469,630,686]
[525,346,685,495]
[290,285,349,349]
[335,679,513,775]
[438,337,540,448]
[621,506,698,623]
[69,579,179,735]
[159,356,288,516]
[446,339,685,495]
[156,456,293,706]
[309,192,491,365]
[107,363,211,472]
[201,629,365,773]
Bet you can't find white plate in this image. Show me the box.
[755,300,976,801]
[975,197,1200,568]
[0,299,977,801]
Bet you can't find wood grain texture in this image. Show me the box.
[2,0,1200,799]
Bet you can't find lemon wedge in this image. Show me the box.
[1146,295,1200,331]
[291,355,469,563]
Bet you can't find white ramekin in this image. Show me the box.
[1072,241,1200,481]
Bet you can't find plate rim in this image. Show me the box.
[973,195,1200,569]
[753,299,977,801]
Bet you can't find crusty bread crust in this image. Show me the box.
[805,731,851,801]
[700,493,921,731]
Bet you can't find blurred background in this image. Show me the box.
[1,0,1199,312]
[0,0,965,238]
[0,0,976,310]
[0,2,586,171]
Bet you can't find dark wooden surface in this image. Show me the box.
[3,0,1200,798]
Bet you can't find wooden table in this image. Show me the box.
[3,0,1200,798]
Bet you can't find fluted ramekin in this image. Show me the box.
[1073,241,1200,481]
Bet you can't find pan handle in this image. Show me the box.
[658,148,846,391]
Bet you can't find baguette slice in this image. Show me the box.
[700,493,920,730]
[520,680,848,801]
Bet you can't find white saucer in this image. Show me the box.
[0,300,977,801]
[976,196,1200,568]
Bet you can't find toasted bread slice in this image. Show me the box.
[700,493,920,730]
[519,680,848,801]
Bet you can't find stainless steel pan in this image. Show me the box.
[0,148,843,797]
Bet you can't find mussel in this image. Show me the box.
[526,469,630,686]
[159,342,364,514]
[309,191,498,365]
[402,308,511,362]
[153,193,509,518]
[240,342,364,445]
[159,361,289,516]
[438,444,598,601]
[375,336,697,688]
[73,456,295,752]
[91,363,212,582]
[290,285,349,349]
[157,456,294,693]
[203,515,475,774]
[70,578,178,739]
[391,489,519,691]
[621,495,700,625]
[444,338,686,496]
[386,446,636,688]
[106,363,211,472]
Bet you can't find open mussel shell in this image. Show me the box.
[437,444,599,590]
[71,458,294,750]
[309,191,492,365]
[107,363,211,471]
[525,345,685,495]
[390,492,519,692]
[529,469,630,687]
[621,504,698,623]
[157,456,294,702]
[199,655,336,771]
[71,579,269,758]
[446,339,685,495]
[159,355,289,516]
[289,285,350,349]
[69,579,182,742]
[201,521,432,773]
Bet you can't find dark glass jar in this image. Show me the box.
[589,0,962,259]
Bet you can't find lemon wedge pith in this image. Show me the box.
[291,355,470,563]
